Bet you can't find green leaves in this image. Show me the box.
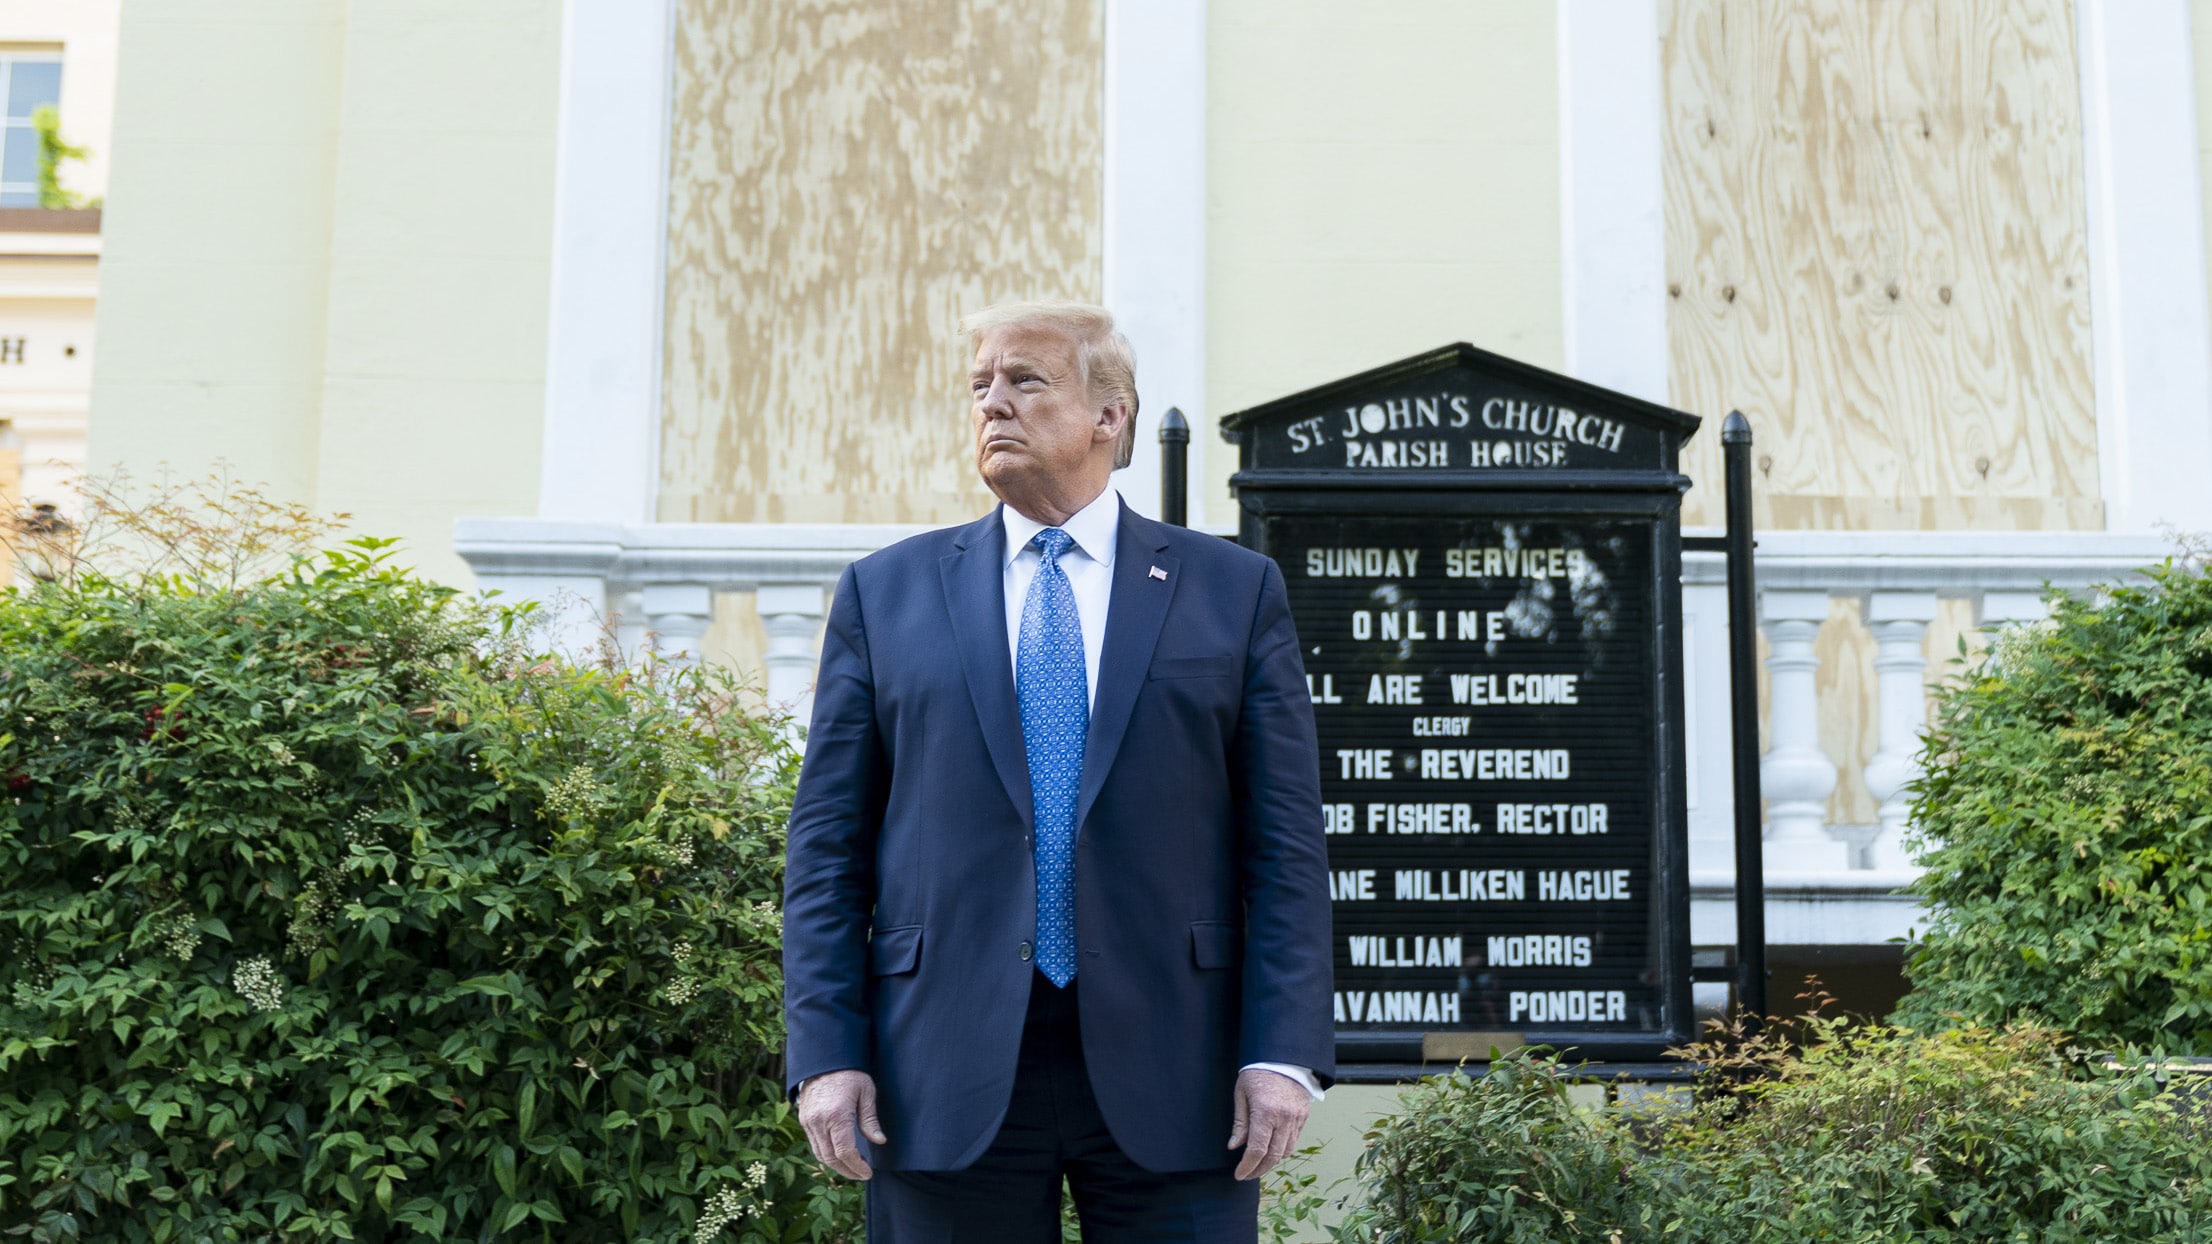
[0,538,855,1241]
[1899,562,2212,1054]
[1337,1028,2212,1243]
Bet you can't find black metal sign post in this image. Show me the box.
[1719,411,1766,1023]
[1222,345,1702,1065]
[1158,406,1189,528]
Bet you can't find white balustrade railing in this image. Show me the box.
[454,519,929,718]
[456,518,2179,942]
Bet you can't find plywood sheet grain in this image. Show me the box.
[1662,0,2099,530]
[661,0,1103,524]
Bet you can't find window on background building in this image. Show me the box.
[0,53,61,208]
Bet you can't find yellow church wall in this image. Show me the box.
[87,1,561,585]
[309,0,561,585]
[1204,1,1563,520]
[88,0,347,508]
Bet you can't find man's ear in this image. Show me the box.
[1095,400,1131,444]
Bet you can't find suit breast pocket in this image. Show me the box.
[1148,655,1237,681]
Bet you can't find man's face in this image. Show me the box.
[969,323,1114,506]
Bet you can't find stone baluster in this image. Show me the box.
[756,583,827,724]
[642,584,713,669]
[1861,592,1937,872]
[610,587,648,666]
[1760,589,1851,871]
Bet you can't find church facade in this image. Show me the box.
[80,1,2212,1020]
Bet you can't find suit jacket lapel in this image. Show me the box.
[940,510,1033,829]
[1074,510,1177,835]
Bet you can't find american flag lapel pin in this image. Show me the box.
[1148,565,1168,581]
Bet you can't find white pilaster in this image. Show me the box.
[1102,0,1207,525]
[2077,0,2212,533]
[1681,578,1737,875]
[538,0,676,524]
[1760,590,1850,871]
[1861,592,1937,872]
[1979,590,2052,627]
[454,519,622,658]
[609,587,648,666]
[1558,0,1668,404]
[756,583,827,722]
[642,583,711,669]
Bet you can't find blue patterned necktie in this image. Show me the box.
[1017,527,1087,988]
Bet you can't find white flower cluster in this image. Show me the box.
[264,738,297,767]
[159,915,201,961]
[288,877,336,952]
[543,764,610,821]
[9,963,53,1009]
[671,940,694,966]
[750,900,781,936]
[646,835,698,867]
[692,1165,772,1241]
[664,975,701,1006]
[232,955,285,1012]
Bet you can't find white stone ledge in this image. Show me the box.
[1691,874,1926,947]
[455,517,933,590]
[1682,529,2177,593]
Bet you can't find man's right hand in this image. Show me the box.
[796,1069,887,1181]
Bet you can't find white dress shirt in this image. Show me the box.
[1000,487,1119,709]
[1000,488,1324,1102]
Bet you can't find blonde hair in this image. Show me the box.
[961,300,1140,469]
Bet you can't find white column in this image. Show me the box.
[1760,590,1850,871]
[642,583,711,670]
[2077,0,2212,533]
[538,0,676,524]
[1861,592,1937,872]
[756,583,827,722]
[1102,0,1207,525]
[1557,0,1668,404]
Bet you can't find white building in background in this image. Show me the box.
[71,1,2212,1033]
[0,0,117,554]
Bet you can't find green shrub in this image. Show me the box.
[0,489,859,1241]
[1331,1053,1641,1243]
[1896,561,2212,1051]
[1645,1020,2212,1242]
[1330,1021,2212,1243]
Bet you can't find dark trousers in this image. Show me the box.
[865,973,1259,1243]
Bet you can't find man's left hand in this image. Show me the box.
[1227,1067,1310,1180]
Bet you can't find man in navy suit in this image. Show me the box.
[783,301,1333,1241]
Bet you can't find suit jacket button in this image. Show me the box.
[1018,941,1033,961]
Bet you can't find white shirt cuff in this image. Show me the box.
[1241,1061,1326,1101]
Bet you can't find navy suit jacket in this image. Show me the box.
[782,503,1335,1172]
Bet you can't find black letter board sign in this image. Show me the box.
[1221,344,1701,1063]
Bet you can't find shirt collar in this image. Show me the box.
[1001,488,1121,569]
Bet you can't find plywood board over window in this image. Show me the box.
[1662,0,2099,531]
[659,0,1104,525]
